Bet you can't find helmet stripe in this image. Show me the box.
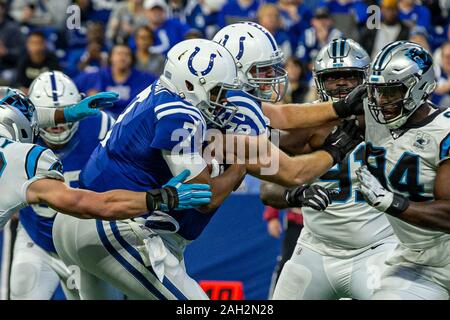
[246,22,277,51]
[49,72,59,106]
[340,39,346,57]
[374,41,404,71]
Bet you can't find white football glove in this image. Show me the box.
[356,165,409,215]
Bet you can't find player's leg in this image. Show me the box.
[10,224,60,300]
[272,243,340,300]
[349,237,397,300]
[372,263,449,300]
[54,214,206,300]
[268,221,303,298]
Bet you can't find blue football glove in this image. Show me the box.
[63,92,119,122]
[162,169,212,211]
[150,169,211,211]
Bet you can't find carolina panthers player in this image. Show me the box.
[260,39,398,300]
[354,41,450,299]
[0,90,212,241]
[8,71,115,300]
[212,22,362,188]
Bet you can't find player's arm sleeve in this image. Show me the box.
[226,96,269,136]
[98,111,115,141]
[151,108,207,180]
[20,146,64,203]
[36,107,57,128]
[438,133,450,165]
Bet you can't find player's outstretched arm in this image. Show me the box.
[263,84,366,130]
[357,161,450,233]
[38,92,119,127]
[26,170,212,220]
[242,119,363,186]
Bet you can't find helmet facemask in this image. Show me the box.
[195,81,241,128]
[40,122,79,146]
[367,82,414,129]
[244,56,288,103]
[315,68,366,102]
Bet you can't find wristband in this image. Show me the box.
[386,193,410,216]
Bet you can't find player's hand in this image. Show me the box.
[284,184,335,211]
[332,84,367,117]
[63,92,119,122]
[267,218,282,238]
[356,165,409,215]
[322,118,364,165]
[160,169,212,211]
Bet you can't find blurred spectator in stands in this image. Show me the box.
[134,25,165,75]
[409,26,431,51]
[144,0,190,55]
[0,0,26,85]
[106,0,148,45]
[63,21,107,77]
[317,0,368,41]
[262,205,303,299]
[278,0,312,51]
[295,8,343,67]
[283,57,309,103]
[198,0,227,38]
[360,0,410,59]
[257,4,292,58]
[432,42,450,106]
[15,31,60,93]
[9,0,53,27]
[82,44,156,118]
[217,0,260,27]
[398,0,431,32]
[77,40,108,73]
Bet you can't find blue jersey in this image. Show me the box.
[80,81,211,240]
[398,4,431,31]
[80,82,267,240]
[19,112,113,253]
[224,90,268,136]
[217,0,260,28]
[150,18,191,56]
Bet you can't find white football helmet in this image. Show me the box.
[29,71,82,146]
[160,39,241,128]
[213,21,288,103]
[0,87,39,143]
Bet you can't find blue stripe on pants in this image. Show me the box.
[95,220,167,300]
[109,221,188,300]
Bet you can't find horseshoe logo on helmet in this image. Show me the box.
[188,47,217,76]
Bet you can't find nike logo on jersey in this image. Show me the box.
[233,114,246,122]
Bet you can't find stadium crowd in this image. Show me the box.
[1,0,450,117]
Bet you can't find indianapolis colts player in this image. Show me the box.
[355,41,450,299]
[260,39,398,300]
[9,71,115,300]
[52,39,250,300]
[0,88,212,251]
[212,22,362,189]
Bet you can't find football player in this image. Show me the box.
[260,39,398,300]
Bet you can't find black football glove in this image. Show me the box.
[332,84,367,118]
[322,118,364,165]
[284,184,336,211]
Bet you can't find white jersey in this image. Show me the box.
[364,102,450,250]
[0,137,64,228]
[300,141,395,257]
